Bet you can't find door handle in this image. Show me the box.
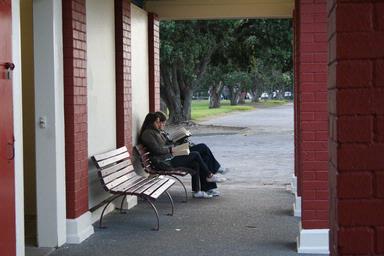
[4,62,15,70]
[3,62,15,80]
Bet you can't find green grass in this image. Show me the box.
[258,99,289,106]
[191,99,288,121]
[191,100,254,120]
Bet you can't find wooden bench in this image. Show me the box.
[92,146,176,231]
[135,144,195,202]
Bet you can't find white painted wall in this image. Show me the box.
[12,1,25,255]
[87,0,116,155]
[86,0,116,208]
[33,0,66,247]
[131,4,149,143]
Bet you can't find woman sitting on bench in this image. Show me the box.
[139,112,226,198]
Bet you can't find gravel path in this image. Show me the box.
[188,103,294,188]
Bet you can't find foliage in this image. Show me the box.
[160,19,293,123]
[160,20,234,123]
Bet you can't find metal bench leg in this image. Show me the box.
[118,195,128,214]
[165,191,174,216]
[170,175,188,203]
[143,197,160,231]
[99,195,121,229]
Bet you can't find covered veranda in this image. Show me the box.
[4,0,383,255]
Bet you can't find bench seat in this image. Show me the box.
[135,144,195,202]
[92,146,175,230]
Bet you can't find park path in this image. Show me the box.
[191,103,294,188]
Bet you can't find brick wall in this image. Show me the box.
[328,1,384,255]
[62,0,88,219]
[298,0,329,229]
[115,0,132,150]
[293,5,302,196]
[148,13,160,112]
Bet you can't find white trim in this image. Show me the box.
[12,1,25,255]
[293,193,301,217]
[66,212,94,244]
[297,224,329,254]
[33,0,66,247]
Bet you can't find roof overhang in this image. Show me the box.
[144,0,294,20]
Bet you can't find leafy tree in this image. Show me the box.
[160,19,292,122]
[160,20,234,123]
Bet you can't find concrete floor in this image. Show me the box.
[28,103,326,256]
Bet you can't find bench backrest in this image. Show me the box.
[135,144,159,174]
[92,146,137,192]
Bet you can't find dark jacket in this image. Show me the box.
[140,127,173,164]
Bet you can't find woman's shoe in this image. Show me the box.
[206,174,227,183]
[207,189,221,197]
[193,191,213,198]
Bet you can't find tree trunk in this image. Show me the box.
[229,86,241,105]
[238,91,246,104]
[209,81,223,108]
[160,64,194,124]
[250,88,259,102]
[181,86,193,120]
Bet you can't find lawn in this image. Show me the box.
[191,99,288,121]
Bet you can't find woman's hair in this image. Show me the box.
[154,111,167,122]
[139,112,157,141]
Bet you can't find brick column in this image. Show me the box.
[328,1,384,255]
[296,0,329,253]
[148,12,160,112]
[115,0,132,150]
[293,4,302,195]
[62,0,89,219]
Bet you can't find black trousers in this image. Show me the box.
[170,150,217,192]
[190,143,221,174]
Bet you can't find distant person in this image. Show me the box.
[139,112,226,198]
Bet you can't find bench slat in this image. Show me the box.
[129,178,163,195]
[102,166,136,185]
[147,179,176,199]
[111,176,149,192]
[93,146,128,162]
[118,177,158,195]
[104,172,141,190]
[109,175,146,191]
[142,178,169,196]
[98,159,132,177]
[97,152,130,168]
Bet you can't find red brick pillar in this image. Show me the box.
[62,0,89,219]
[296,0,329,253]
[115,0,132,150]
[148,13,160,112]
[293,6,302,197]
[328,1,384,255]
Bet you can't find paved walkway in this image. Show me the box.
[47,103,324,256]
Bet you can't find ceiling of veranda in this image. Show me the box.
[144,0,294,20]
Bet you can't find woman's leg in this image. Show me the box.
[171,152,217,192]
[190,143,221,173]
[170,154,201,192]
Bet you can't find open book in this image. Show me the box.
[168,127,192,143]
[172,142,190,156]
